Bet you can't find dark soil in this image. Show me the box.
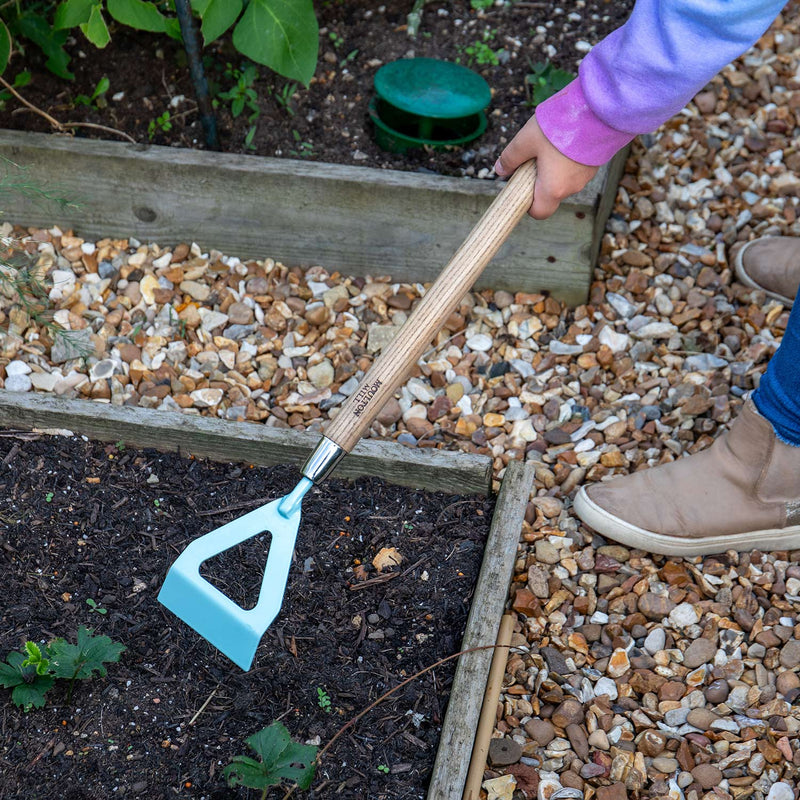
[0,429,494,799]
[0,0,633,177]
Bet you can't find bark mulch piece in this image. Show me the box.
[0,429,494,799]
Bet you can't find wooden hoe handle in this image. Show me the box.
[324,160,537,453]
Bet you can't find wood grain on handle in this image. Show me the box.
[324,160,537,453]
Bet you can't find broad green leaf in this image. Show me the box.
[12,676,54,712]
[198,0,242,45]
[248,722,292,769]
[223,722,318,791]
[0,20,11,75]
[232,0,318,86]
[224,755,273,790]
[270,739,317,790]
[0,652,26,688]
[14,13,73,80]
[164,17,182,41]
[54,0,97,29]
[81,5,111,48]
[49,626,125,681]
[107,0,169,33]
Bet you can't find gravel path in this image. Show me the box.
[2,9,800,800]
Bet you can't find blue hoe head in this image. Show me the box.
[158,479,311,671]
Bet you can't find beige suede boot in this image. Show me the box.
[573,399,800,556]
[732,236,800,307]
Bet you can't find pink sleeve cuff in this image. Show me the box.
[535,79,636,167]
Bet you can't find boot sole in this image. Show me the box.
[574,487,800,557]
[733,239,795,308]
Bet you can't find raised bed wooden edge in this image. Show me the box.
[428,460,535,800]
[0,130,626,304]
[0,389,493,495]
[0,389,533,799]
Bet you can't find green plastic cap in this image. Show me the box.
[373,58,491,120]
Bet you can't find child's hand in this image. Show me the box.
[494,115,599,220]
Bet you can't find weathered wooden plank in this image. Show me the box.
[0,390,492,495]
[427,460,535,800]
[0,130,623,304]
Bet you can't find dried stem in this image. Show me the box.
[0,75,137,144]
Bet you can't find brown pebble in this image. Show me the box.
[566,722,589,760]
[691,763,723,789]
[776,670,800,697]
[704,679,730,704]
[596,782,628,800]
[524,718,555,746]
[488,737,522,767]
[552,698,584,729]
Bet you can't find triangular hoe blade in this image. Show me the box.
[158,488,306,671]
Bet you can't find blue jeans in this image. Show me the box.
[753,298,800,446]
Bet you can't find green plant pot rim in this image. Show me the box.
[373,57,492,120]
[369,98,488,153]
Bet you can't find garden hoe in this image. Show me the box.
[158,160,537,670]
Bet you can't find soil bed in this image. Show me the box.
[0,0,633,176]
[0,429,494,799]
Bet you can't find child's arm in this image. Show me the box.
[497,0,788,218]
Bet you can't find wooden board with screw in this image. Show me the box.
[0,130,626,305]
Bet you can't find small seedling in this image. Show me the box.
[48,626,125,703]
[341,49,359,67]
[217,63,260,121]
[45,492,54,503]
[328,30,344,49]
[273,81,297,116]
[74,76,110,109]
[115,440,125,452]
[317,686,331,713]
[0,629,123,710]
[377,764,390,774]
[147,111,172,141]
[224,721,318,797]
[525,61,575,106]
[471,0,494,8]
[85,598,107,615]
[460,29,504,67]
[153,498,161,508]
[0,642,54,712]
[289,129,314,157]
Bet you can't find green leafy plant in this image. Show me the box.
[460,29,503,67]
[377,763,390,774]
[317,686,331,713]
[2,0,320,86]
[0,628,124,710]
[272,81,297,116]
[85,597,107,615]
[216,61,261,148]
[526,60,575,106]
[45,491,54,503]
[471,0,494,8]
[147,110,172,140]
[217,62,260,120]
[74,75,110,108]
[224,721,318,798]
[289,129,313,157]
[0,642,54,712]
[48,626,125,702]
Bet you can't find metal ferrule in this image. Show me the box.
[301,436,346,483]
